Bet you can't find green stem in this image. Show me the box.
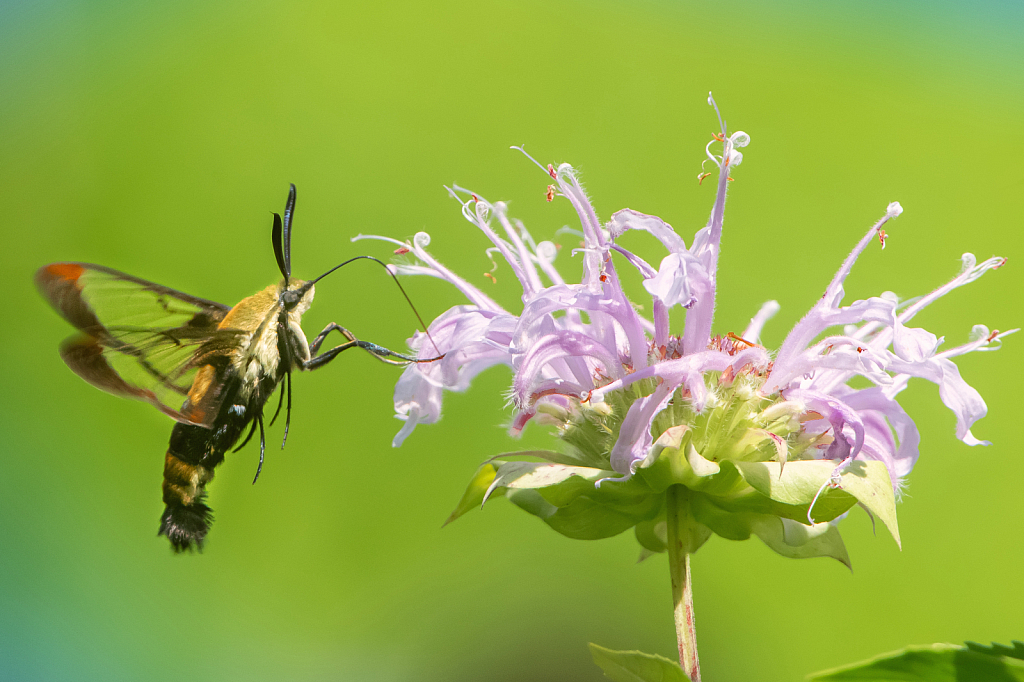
[666,485,701,682]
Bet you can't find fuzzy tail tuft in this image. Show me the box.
[158,500,213,553]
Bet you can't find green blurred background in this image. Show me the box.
[1,1,1021,680]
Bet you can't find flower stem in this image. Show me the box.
[666,485,701,681]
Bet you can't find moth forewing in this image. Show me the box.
[35,262,235,427]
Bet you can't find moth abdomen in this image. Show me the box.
[157,373,269,552]
[159,424,220,552]
[159,494,213,553]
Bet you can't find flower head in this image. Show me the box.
[359,94,1013,564]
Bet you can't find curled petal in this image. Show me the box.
[769,205,902,390]
[887,355,989,446]
[514,284,648,371]
[354,232,506,314]
[607,209,689,253]
[513,331,621,407]
[610,245,657,279]
[892,319,941,363]
[729,131,750,148]
[609,381,675,474]
[391,368,445,446]
[765,296,898,395]
[743,300,780,344]
[785,388,865,463]
[841,386,921,492]
[642,253,698,308]
[390,306,517,445]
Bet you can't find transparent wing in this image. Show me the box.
[37,262,244,427]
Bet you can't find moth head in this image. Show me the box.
[279,279,314,315]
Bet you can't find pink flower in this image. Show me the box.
[359,93,1013,526]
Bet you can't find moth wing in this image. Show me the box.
[37,262,244,427]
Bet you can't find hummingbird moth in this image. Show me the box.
[37,185,437,552]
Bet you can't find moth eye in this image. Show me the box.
[282,290,300,310]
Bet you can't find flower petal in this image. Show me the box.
[642,253,698,308]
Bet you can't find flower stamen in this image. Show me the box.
[509,145,551,176]
[727,332,755,348]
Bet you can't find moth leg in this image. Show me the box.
[268,377,287,426]
[280,371,293,450]
[233,417,258,453]
[266,373,293,450]
[309,323,356,355]
[251,414,266,485]
[306,323,446,371]
[304,338,370,370]
[305,322,419,367]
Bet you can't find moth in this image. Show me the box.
[37,185,435,552]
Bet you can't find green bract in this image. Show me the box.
[447,372,900,566]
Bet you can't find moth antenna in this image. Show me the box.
[308,255,442,357]
[272,213,288,282]
[282,184,296,280]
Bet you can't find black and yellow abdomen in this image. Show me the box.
[159,424,221,552]
[158,359,278,552]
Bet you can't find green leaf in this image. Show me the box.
[639,425,692,472]
[689,492,754,541]
[446,456,614,527]
[966,641,1024,661]
[544,496,645,539]
[634,516,668,553]
[588,643,690,682]
[484,460,613,509]
[505,488,557,519]
[689,494,850,566]
[487,461,605,493]
[509,489,662,540]
[730,460,901,547]
[444,461,502,526]
[832,460,901,549]
[808,643,1024,681]
[731,460,855,509]
[748,516,850,568]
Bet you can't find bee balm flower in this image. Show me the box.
[357,95,1013,564]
